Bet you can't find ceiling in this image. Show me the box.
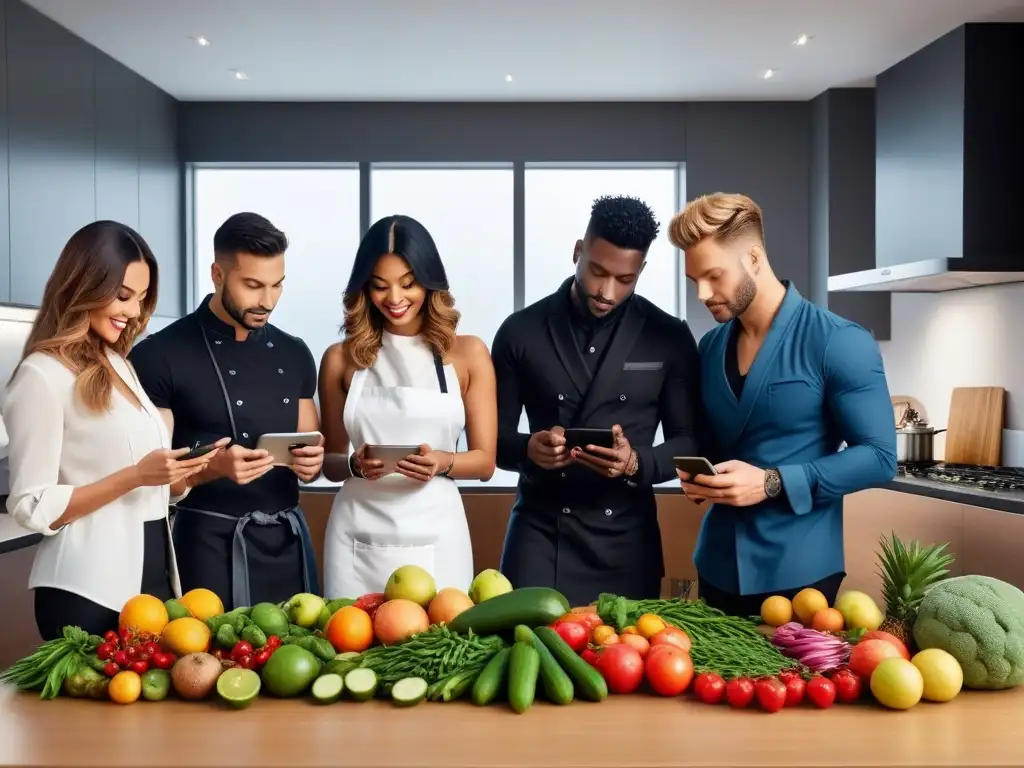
[22,0,1024,101]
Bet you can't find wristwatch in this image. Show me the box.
[764,468,783,499]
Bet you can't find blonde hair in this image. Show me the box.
[342,289,460,370]
[668,193,765,251]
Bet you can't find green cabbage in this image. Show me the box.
[913,574,1024,690]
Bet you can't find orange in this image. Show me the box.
[811,607,845,632]
[160,617,212,655]
[324,606,374,653]
[108,670,142,704]
[760,595,794,627]
[792,588,829,625]
[119,594,169,636]
[177,588,224,621]
[635,613,667,639]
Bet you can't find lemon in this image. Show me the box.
[912,648,963,702]
[870,657,924,710]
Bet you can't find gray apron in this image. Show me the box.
[172,321,320,609]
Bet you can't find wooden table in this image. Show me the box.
[1,683,1022,767]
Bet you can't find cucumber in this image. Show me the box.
[310,673,344,704]
[447,587,570,635]
[391,677,428,707]
[507,641,540,714]
[535,626,607,702]
[344,668,378,701]
[471,646,512,706]
[514,625,573,705]
[322,658,360,678]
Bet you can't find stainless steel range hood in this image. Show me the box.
[828,259,1024,293]
[829,24,1024,294]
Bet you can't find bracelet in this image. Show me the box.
[623,449,639,477]
[347,453,363,479]
[437,452,456,477]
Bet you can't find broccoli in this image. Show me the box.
[913,574,1024,690]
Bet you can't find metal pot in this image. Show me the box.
[896,408,946,464]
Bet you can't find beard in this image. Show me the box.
[709,272,757,322]
[223,285,271,330]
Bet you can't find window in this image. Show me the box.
[371,167,517,487]
[524,167,683,317]
[192,167,362,372]
[524,166,685,488]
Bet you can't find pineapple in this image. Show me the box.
[875,532,955,649]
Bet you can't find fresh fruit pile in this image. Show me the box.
[96,629,177,676]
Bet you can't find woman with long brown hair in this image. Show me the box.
[318,214,497,598]
[2,221,222,640]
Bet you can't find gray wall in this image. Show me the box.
[180,101,813,337]
[0,0,183,317]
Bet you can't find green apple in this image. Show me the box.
[468,569,513,604]
[284,593,326,628]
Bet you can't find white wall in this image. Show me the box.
[877,282,1024,463]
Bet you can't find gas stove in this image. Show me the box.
[897,462,1024,492]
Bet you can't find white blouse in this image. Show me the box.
[1,349,182,612]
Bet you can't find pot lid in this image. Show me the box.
[897,421,939,434]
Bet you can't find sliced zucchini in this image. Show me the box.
[310,673,344,704]
[344,667,378,701]
[391,676,428,707]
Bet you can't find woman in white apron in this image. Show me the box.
[319,215,497,598]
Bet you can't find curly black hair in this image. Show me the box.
[584,194,661,254]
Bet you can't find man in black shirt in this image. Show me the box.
[491,195,703,606]
[129,213,324,610]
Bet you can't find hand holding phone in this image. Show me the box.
[672,456,718,482]
[527,427,569,470]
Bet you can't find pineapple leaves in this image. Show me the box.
[875,532,956,620]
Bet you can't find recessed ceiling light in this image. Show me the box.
[505,74,514,83]
[190,36,210,47]
[792,34,812,46]
[762,69,776,80]
[231,70,248,80]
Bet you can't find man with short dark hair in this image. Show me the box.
[492,195,703,606]
[130,212,324,610]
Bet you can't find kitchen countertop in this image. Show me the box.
[0,684,1020,767]
[2,476,1024,556]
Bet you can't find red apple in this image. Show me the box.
[848,638,904,680]
[859,630,910,660]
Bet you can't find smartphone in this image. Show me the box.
[672,456,718,479]
[183,441,219,460]
[564,428,615,452]
[364,444,421,476]
[255,431,324,466]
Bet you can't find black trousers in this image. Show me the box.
[34,519,175,641]
[697,571,846,619]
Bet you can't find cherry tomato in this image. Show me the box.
[581,648,599,666]
[103,662,120,677]
[649,627,692,654]
[253,648,272,667]
[142,641,161,658]
[806,675,836,709]
[129,659,149,674]
[552,620,589,653]
[754,677,787,713]
[152,652,176,670]
[831,668,862,703]
[783,674,806,706]
[237,653,254,670]
[725,677,755,708]
[231,641,254,660]
[125,645,139,660]
[353,592,387,620]
[594,644,645,694]
[113,650,129,668]
[265,635,282,650]
[103,630,120,646]
[644,646,693,696]
[693,672,726,704]
[96,642,117,661]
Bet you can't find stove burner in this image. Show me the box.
[897,462,1024,492]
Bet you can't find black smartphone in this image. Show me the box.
[564,428,615,451]
[183,441,219,460]
[672,456,718,478]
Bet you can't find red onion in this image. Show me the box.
[769,622,852,672]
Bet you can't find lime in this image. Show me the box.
[260,644,321,697]
[250,603,290,638]
[217,668,261,709]
[141,669,172,701]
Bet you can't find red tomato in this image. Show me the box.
[237,653,254,670]
[831,668,862,703]
[96,642,117,661]
[754,677,787,713]
[129,659,149,674]
[151,652,176,670]
[558,612,604,632]
[253,648,273,667]
[726,677,755,708]
[594,644,645,694]
[266,635,282,649]
[552,620,589,653]
[806,676,836,709]
[693,672,726,704]
[783,674,806,706]
[112,650,129,668]
[581,648,599,666]
[231,641,254,660]
[649,627,692,654]
[103,630,120,646]
[644,646,693,696]
[354,592,387,620]
[103,662,119,677]
[142,641,161,658]
[620,633,650,657]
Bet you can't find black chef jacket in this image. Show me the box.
[128,295,318,607]
[491,276,703,606]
